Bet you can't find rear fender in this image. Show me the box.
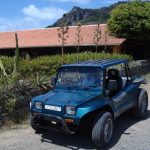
[132,78,147,85]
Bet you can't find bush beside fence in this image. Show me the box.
[0,52,132,77]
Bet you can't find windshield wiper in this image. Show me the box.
[65,85,99,90]
[66,86,79,89]
[81,85,98,89]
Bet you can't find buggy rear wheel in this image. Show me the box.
[132,88,148,118]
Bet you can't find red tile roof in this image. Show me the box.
[0,24,125,49]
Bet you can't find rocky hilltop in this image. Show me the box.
[47,2,126,27]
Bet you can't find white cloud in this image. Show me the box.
[0,5,67,31]
[22,4,67,20]
[0,17,41,32]
[50,0,91,4]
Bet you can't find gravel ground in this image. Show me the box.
[0,84,150,150]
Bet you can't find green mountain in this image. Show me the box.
[47,1,126,28]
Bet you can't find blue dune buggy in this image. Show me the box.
[30,59,148,148]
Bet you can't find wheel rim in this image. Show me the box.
[104,118,113,143]
[141,94,147,113]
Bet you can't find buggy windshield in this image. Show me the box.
[56,67,103,88]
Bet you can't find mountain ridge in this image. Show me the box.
[47,1,127,28]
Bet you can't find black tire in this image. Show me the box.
[30,114,43,133]
[132,88,148,118]
[92,111,114,148]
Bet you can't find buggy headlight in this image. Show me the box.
[65,106,75,115]
[35,102,43,110]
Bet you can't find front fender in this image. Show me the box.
[74,98,114,125]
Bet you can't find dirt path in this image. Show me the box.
[0,84,150,150]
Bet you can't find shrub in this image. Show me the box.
[0,52,132,78]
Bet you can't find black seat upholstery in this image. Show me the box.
[105,69,123,97]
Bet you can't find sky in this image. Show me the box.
[0,0,127,32]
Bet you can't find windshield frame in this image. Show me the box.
[55,66,104,90]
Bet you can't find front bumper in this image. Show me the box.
[30,113,77,133]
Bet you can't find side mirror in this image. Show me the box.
[51,77,56,85]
